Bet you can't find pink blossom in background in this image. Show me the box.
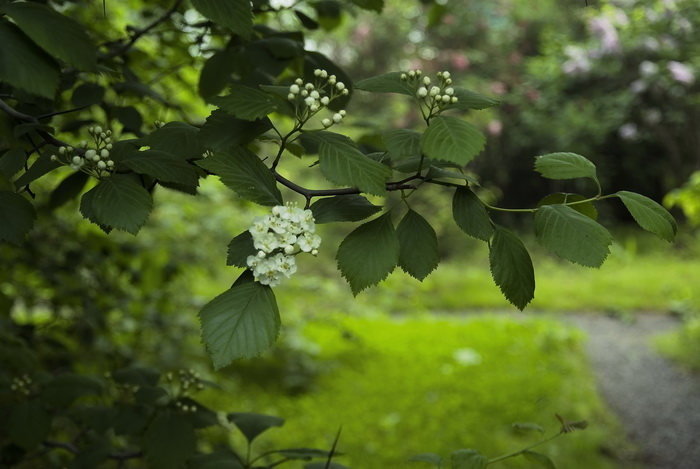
[451,54,470,70]
[490,82,507,95]
[668,61,695,85]
[588,16,621,55]
[487,120,503,136]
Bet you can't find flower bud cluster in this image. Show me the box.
[175,400,198,413]
[246,204,321,287]
[175,368,205,393]
[287,69,349,127]
[50,126,115,179]
[401,70,459,108]
[10,375,32,396]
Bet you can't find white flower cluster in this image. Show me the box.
[10,375,32,396]
[287,68,349,127]
[246,204,321,287]
[401,70,459,107]
[50,126,115,179]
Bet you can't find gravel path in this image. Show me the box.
[566,314,700,469]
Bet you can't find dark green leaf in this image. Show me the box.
[420,116,485,166]
[615,191,677,242]
[308,131,391,196]
[79,188,112,234]
[188,448,244,469]
[0,147,27,179]
[425,166,479,186]
[534,152,598,183]
[13,123,54,139]
[336,213,400,295]
[191,0,253,38]
[396,209,439,280]
[111,366,160,387]
[312,1,342,31]
[196,147,282,206]
[7,399,51,450]
[350,0,384,12]
[0,22,60,99]
[199,110,272,151]
[121,150,199,187]
[144,411,196,469]
[199,282,281,368]
[113,404,152,435]
[294,10,319,30]
[227,231,256,267]
[383,129,422,161]
[0,191,36,245]
[538,193,597,220]
[115,106,143,134]
[88,175,153,234]
[209,85,280,121]
[451,449,488,469]
[310,195,381,223]
[42,374,103,406]
[452,187,493,241]
[451,88,500,110]
[535,204,612,267]
[489,226,535,310]
[275,448,333,460]
[522,451,557,469]
[198,49,237,99]
[148,122,204,161]
[13,150,60,189]
[71,83,105,108]
[355,71,416,96]
[0,2,97,71]
[48,171,89,210]
[228,412,284,444]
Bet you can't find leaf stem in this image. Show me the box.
[487,430,564,464]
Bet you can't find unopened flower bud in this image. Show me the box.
[51,155,58,162]
[59,146,66,155]
[423,77,431,86]
[320,96,330,105]
[451,96,458,103]
[100,149,110,158]
[417,87,428,97]
[339,110,346,117]
[289,84,300,94]
[333,113,343,123]
[310,90,320,99]
[336,82,345,91]
[72,156,83,165]
[97,160,107,169]
[322,118,332,127]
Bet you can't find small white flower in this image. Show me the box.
[408,70,416,78]
[333,113,343,123]
[442,71,451,79]
[314,69,322,76]
[85,149,97,160]
[322,118,332,127]
[444,87,454,96]
[72,156,83,165]
[423,76,431,86]
[305,96,316,107]
[441,95,451,103]
[336,82,345,91]
[100,149,110,158]
[295,78,303,85]
[417,87,428,97]
[451,96,458,103]
[288,93,296,100]
[339,110,346,117]
[305,83,314,90]
[97,161,106,169]
[320,96,330,105]
[59,146,66,155]
[310,90,320,99]
[50,155,58,162]
[401,73,407,80]
[310,104,319,112]
[94,126,103,134]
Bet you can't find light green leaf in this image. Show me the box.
[451,88,500,110]
[199,110,272,151]
[425,166,480,186]
[535,204,612,267]
[199,282,280,368]
[451,449,488,469]
[489,225,535,310]
[538,193,597,220]
[452,187,493,241]
[408,453,443,466]
[396,209,439,281]
[7,399,51,450]
[148,122,204,161]
[144,411,196,469]
[0,22,60,99]
[615,191,677,242]
[196,147,282,206]
[522,451,557,469]
[88,175,153,234]
[1,2,97,71]
[354,71,416,96]
[383,129,422,161]
[309,131,392,196]
[191,0,253,38]
[227,413,284,444]
[227,231,256,267]
[209,86,280,121]
[0,148,27,180]
[0,191,36,245]
[336,213,400,295]
[121,150,199,187]
[534,152,598,183]
[420,116,485,166]
[310,195,381,223]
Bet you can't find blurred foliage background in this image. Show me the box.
[3,0,700,467]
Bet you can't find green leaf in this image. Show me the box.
[0,148,27,179]
[0,2,97,71]
[355,71,417,96]
[489,226,535,310]
[42,374,103,406]
[0,22,60,99]
[113,403,152,435]
[308,131,391,196]
[0,191,36,245]
[452,187,493,241]
[310,195,381,223]
[111,366,160,387]
[13,123,55,139]
[13,150,61,189]
[383,129,422,161]
[408,453,443,466]
[199,110,272,151]
[198,49,237,99]
[534,152,598,184]
[144,411,196,469]
[196,147,282,206]
[420,116,485,166]
[88,175,153,234]
[451,449,488,469]
[425,166,480,186]
[71,83,105,108]
[350,0,385,12]
[304,463,349,469]
[209,85,280,121]
[116,106,143,134]
[79,188,112,234]
[451,88,500,110]
[538,193,597,220]
[199,282,281,368]
[312,1,342,31]
[121,150,199,187]
[191,0,253,38]
[535,204,612,267]
[148,122,204,161]
[522,451,557,469]
[396,209,439,281]
[512,422,546,435]
[294,10,319,30]
[227,230,256,267]
[275,448,333,460]
[615,191,677,242]
[7,399,51,450]
[227,412,284,444]
[336,213,400,295]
